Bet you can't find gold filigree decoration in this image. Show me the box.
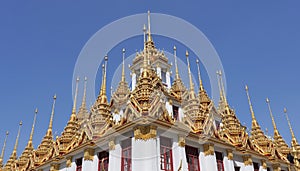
[109,139,115,151]
[178,136,185,147]
[84,148,95,161]
[261,159,267,169]
[226,149,233,160]
[203,143,214,156]
[242,155,252,166]
[66,156,72,168]
[50,163,60,171]
[272,163,281,171]
[134,125,157,141]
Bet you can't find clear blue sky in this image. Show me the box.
[0,1,300,162]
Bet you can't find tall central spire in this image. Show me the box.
[122,48,126,82]
[72,77,80,116]
[147,10,152,42]
[196,59,204,91]
[217,70,227,105]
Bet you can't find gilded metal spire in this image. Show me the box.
[0,131,9,160]
[143,24,146,50]
[27,108,38,148]
[196,59,204,91]
[72,77,80,115]
[147,10,152,42]
[266,98,279,135]
[217,70,227,106]
[245,85,257,121]
[80,77,87,110]
[47,94,56,136]
[284,108,297,143]
[122,48,126,82]
[173,46,180,80]
[12,121,22,158]
[186,50,196,99]
[98,56,108,104]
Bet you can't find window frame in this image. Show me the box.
[121,138,132,171]
[98,151,109,171]
[185,145,200,171]
[160,137,174,171]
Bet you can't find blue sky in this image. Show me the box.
[0,1,300,162]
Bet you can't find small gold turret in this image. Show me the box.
[145,11,155,50]
[185,50,196,100]
[170,46,186,100]
[58,78,81,154]
[78,77,89,122]
[4,121,22,170]
[111,49,130,109]
[245,85,272,156]
[34,95,56,166]
[216,70,227,112]
[0,131,9,168]
[18,109,38,170]
[284,108,300,159]
[266,98,289,157]
[196,59,210,105]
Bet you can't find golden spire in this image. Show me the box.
[12,121,22,159]
[173,46,180,80]
[284,108,298,144]
[266,98,279,136]
[47,94,56,137]
[80,77,87,110]
[143,24,146,50]
[72,77,80,115]
[186,50,196,99]
[122,48,126,82]
[245,85,257,120]
[196,59,204,91]
[98,56,108,104]
[0,131,9,161]
[217,70,228,107]
[147,10,152,42]
[27,108,38,148]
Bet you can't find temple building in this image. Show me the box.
[1,11,300,171]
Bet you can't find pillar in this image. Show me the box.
[200,143,218,171]
[108,139,121,171]
[82,148,95,170]
[243,155,254,171]
[223,149,234,171]
[172,135,188,171]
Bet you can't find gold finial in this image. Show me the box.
[185,50,195,99]
[266,98,279,134]
[0,131,9,159]
[284,107,297,142]
[196,59,204,91]
[80,77,87,110]
[245,85,257,121]
[173,46,180,80]
[12,121,22,158]
[27,108,38,148]
[72,77,80,115]
[47,94,57,136]
[147,10,152,42]
[121,48,126,82]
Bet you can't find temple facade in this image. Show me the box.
[0,11,299,171]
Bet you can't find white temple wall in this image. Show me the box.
[132,137,158,171]
[166,71,171,88]
[108,140,122,171]
[171,136,188,171]
[131,72,136,91]
[199,150,218,171]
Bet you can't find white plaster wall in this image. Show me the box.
[132,138,158,171]
[166,71,171,89]
[171,138,188,171]
[199,151,218,171]
[108,142,121,171]
[131,73,136,91]
[178,108,184,122]
[165,101,173,117]
[157,67,162,79]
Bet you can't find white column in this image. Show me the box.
[223,157,234,171]
[259,166,267,171]
[199,144,218,171]
[82,159,94,171]
[108,143,122,171]
[132,138,158,171]
[132,72,136,91]
[157,67,162,78]
[172,137,188,171]
[178,108,184,122]
[166,101,173,117]
[244,165,254,171]
[166,71,171,89]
